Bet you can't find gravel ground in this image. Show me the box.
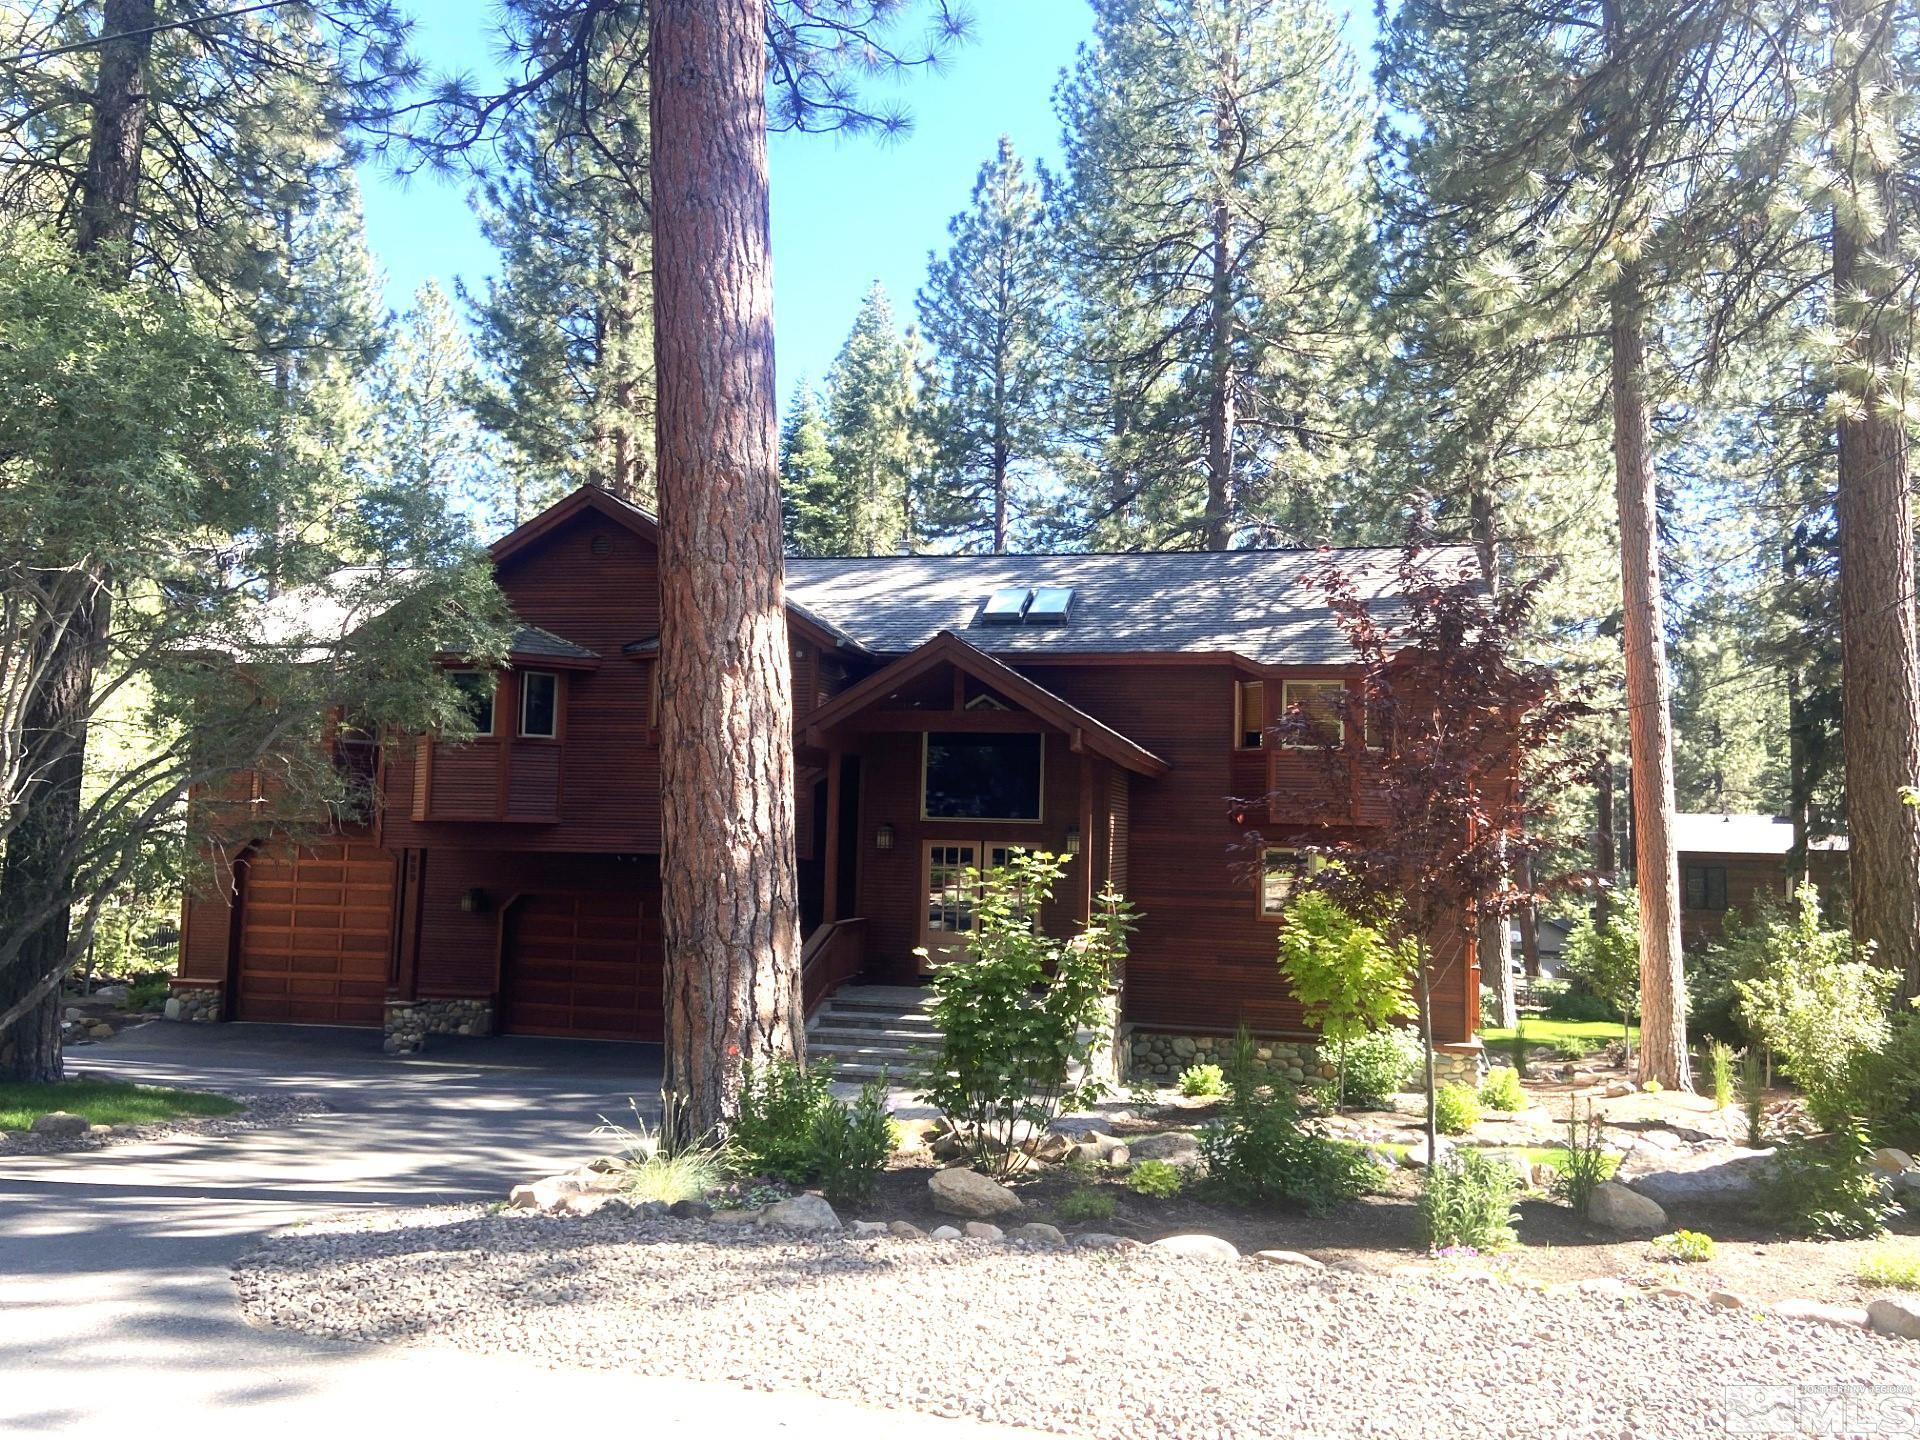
[236,1207,1920,1440]
[0,1092,329,1156]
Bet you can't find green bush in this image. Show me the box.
[125,975,171,1011]
[1543,984,1615,1025]
[733,1057,836,1183]
[1177,1063,1225,1098]
[1757,1128,1897,1240]
[1651,1229,1717,1264]
[1506,1024,1530,1078]
[594,1097,730,1207]
[1550,1036,1591,1062]
[1275,891,1417,1110]
[1057,1187,1116,1224]
[1419,1149,1520,1252]
[1479,1065,1526,1113]
[1733,887,1897,1129]
[1856,1004,1920,1151]
[1707,1040,1736,1111]
[1126,1158,1185,1198]
[1561,900,1641,1050]
[1858,1241,1920,1291]
[809,1079,893,1208]
[916,851,1132,1179]
[1199,1030,1383,1215]
[1434,1082,1481,1135]
[1340,1026,1422,1108]
[1553,1101,1612,1217]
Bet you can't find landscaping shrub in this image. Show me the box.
[1757,1127,1897,1240]
[1127,1158,1184,1198]
[1857,1242,1920,1291]
[1651,1229,1716,1264]
[733,1057,836,1183]
[917,851,1133,1179]
[1740,1045,1768,1147]
[1433,1082,1480,1135]
[596,1097,730,1207]
[1479,1065,1526,1113]
[1535,978,1614,1025]
[1200,1030,1383,1215]
[1340,1025,1422,1108]
[1856,1002,1920,1151]
[809,1079,893,1208]
[1550,1036,1591,1062]
[1274,890,1416,1109]
[1733,887,1897,1130]
[1178,1063,1225,1098]
[1553,1101,1611,1217]
[1506,1023,1529,1078]
[1057,1187,1116,1224]
[1707,1040,1736,1111]
[126,975,170,1011]
[1418,1148,1520,1251]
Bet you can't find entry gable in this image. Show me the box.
[802,631,1170,778]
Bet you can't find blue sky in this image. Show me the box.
[360,1,1375,402]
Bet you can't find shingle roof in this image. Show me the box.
[512,625,599,661]
[784,547,1477,666]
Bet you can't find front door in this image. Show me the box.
[919,840,1013,972]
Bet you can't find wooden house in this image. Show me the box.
[172,487,1486,1080]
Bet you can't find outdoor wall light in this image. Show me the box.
[1064,825,1083,856]
[875,823,896,852]
[459,887,489,913]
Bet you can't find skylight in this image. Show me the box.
[1026,586,1076,624]
[979,587,1031,624]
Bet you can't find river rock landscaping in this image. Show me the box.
[236,1202,1920,1440]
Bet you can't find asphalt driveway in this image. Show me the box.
[0,1021,1021,1439]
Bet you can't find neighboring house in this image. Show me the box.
[172,486,1486,1078]
[1671,812,1849,949]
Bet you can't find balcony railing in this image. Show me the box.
[411,736,561,824]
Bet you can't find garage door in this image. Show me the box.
[234,839,396,1026]
[501,892,659,1041]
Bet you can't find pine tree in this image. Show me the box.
[1054,0,1376,551]
[371,282,504,533]
[464,7,654,520]
[780,380,843,556]
[824,284,926,555]
[916,136,1059,553]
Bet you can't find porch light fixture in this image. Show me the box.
[875,823,896,852]
[1064,825,1082,856]
[459,887,489,913]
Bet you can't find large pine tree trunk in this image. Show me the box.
[1610,264,1690,1090]
[0,0,151,1083]
[1202,190,1235,551]
[649,0,804,1137]
[1833,0,1920,1000]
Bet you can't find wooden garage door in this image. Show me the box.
[234,840,396,1026]
[501,892,658,1041]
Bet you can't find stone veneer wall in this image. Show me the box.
[164,987,222,1023]
[1128,1028,1484,1089]
[385,998,493,1055]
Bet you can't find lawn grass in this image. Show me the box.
[0,1078,241,1131]
[1858,1241,1920,1291]
[1361,1139,1619,1180]
[1478,1018,1639,1055]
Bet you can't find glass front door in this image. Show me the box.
[919,840,1013,971]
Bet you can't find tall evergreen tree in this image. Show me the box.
[779,380,842,556]
[916,136,1059,553]
[372,281,505,532]
[1054,0,1376,551]
[463,7,654,520]
[823,283,926,555]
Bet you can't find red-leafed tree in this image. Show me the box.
[1257,550,1590,1155]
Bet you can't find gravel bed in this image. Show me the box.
[0,1092,330,1156]
[236,1207,1920,1439]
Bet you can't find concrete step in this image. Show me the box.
[809,1037,932,1061]
[807,1024,937,1048]
[809,1010,938,1032]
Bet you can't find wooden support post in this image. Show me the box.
[822,749,843,925]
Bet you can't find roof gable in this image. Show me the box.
[489,486,659,570]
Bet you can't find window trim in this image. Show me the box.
[1280,679,1346,749]
[1684,862,1729,912]
[447,668,495,738]
[519,669,560,740]
[919,730,1047,825]
[1233,679,1266,751]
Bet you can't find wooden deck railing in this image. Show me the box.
[801,917,867,1017]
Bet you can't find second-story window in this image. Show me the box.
[449,670,494,737]
[520,671,558,739]
[1281,680,1346,748]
